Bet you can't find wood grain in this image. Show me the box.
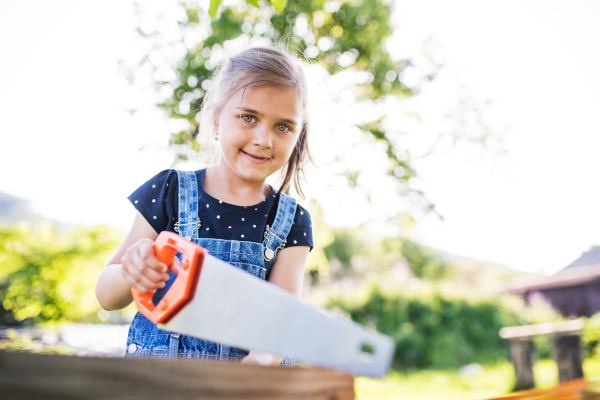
[0,351,355,400]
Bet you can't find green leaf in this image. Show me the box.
[270,0,287,14]
[247,0,259,8]
[209,0,222,19]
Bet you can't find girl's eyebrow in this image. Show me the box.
[235,107,297,126]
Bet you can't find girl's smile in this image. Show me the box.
[241,149,271,164]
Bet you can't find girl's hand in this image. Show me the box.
[240,350,283,366]
[120,238,180,293]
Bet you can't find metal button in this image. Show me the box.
[264,248,275,261]
[128,343,137,354]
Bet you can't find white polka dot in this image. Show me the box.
[152,184,156,188]
[300,211,304,215]
[206,204,209,208]
[219,200,222,204]
[206,227,209,231]
[241,235,244,238]
[255,208,258,210]
[241,218,245,221]
[167,183,169,186]
[294,240,297,244]
[263,199,265,202]
[152,199,155,203]
[153,216,157,219]
[253,225,256,228]
[134,200,138,204]
[217,215,220,219]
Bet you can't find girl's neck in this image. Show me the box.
[203,164,272,206]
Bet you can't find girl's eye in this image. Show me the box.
[242,115,255,123]
[276,124,290,132]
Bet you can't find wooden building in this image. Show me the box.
[497,248,600,317]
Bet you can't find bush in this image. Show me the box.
[582,312,600,358]
[327,287,523,369]
[0,223,122,325]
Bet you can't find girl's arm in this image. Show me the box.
[240,245,310,366]
[95,211,174,311]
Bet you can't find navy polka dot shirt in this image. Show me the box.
[128,169,313,250]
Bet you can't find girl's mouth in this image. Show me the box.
[241,150,270,164]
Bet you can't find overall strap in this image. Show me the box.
[262,193,297,270]
[175,170,200,240]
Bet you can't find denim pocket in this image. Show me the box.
[229,262,267,280]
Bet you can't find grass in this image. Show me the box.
[355,357,600,400]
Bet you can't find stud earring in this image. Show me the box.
[214,135,219,141]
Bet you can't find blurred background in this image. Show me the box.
[1,0,599,398]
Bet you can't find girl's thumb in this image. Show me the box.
[169,257,181,273]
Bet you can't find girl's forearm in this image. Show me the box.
[95,264,134,311]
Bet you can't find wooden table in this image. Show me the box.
[500,320,585,390]
[0,351,355,399]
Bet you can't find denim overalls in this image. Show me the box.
[125,170,296,365]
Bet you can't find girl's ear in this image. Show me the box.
[211,109,220,132]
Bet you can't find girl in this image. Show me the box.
[95,47,314,366]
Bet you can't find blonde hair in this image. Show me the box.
[197,46,311,198]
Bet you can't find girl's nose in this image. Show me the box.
[252,125,272,148]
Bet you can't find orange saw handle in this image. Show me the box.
[131,231,207,324]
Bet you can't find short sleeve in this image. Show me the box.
[286,204,313,251]
[127,170,178,234]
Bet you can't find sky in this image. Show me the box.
[0,0,599,275]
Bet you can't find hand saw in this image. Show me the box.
[131,231,395,378]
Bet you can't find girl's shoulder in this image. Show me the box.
[130,169,179,192]
[283,200,314,250]
[127,169,184,234]
[130,168,206,196]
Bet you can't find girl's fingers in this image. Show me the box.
[169,257,181,274]
[122,267,165,293]
[130,250,170,284]
[139,243,170,274]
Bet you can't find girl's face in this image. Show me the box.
[215,84,303,184]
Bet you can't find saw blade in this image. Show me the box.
[158,254,395,378]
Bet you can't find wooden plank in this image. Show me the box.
[499,320,585,339]
[0,351,355,400]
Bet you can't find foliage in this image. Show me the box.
[319,226,447,280]
[304,200,334,278]
[0,223,122,325]
[327,287,524,369]
[156,0,416,134]
[209,0,287,19]
[323,227,365,272]
[582,312,600,358]
[401,239,447,280]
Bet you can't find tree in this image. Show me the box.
[126,0,438,209]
